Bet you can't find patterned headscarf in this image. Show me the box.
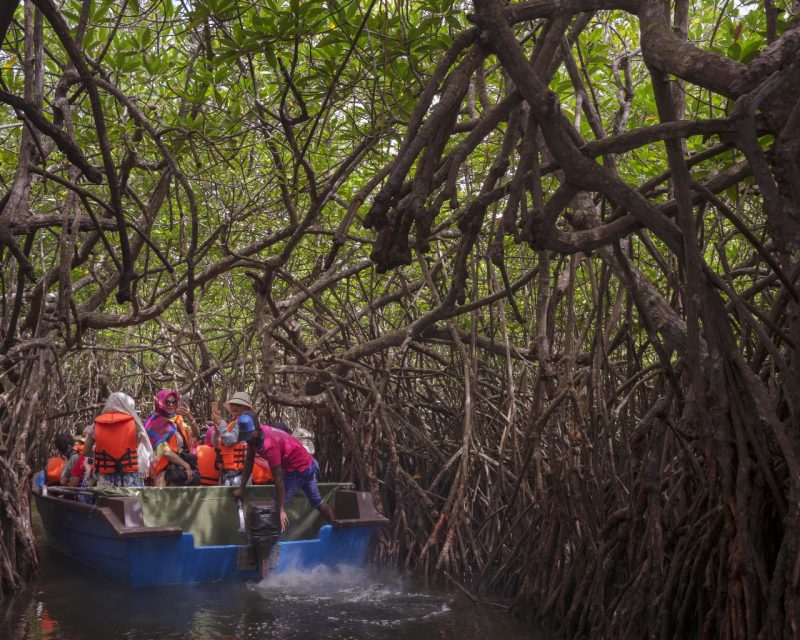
[145,389,179,446]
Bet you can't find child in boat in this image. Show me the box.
[210,391,259,486]
[145,389,199,486]
[83,392,153,487]
[234,424,335,531]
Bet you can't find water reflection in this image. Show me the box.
[1,511,551,640]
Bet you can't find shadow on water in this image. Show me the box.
[0,509,553,640]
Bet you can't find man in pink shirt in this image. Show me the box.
[234,425,334,531]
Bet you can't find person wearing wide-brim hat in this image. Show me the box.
[224,391,253,412]
[210,391,259,486]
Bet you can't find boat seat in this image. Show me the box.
[332,490,389,528]
[96,496,145,528]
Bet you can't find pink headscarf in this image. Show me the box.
[154,389,178,416]
[145,389,179,445]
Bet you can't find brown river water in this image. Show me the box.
[0,507,554,640]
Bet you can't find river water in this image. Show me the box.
[1,508,553,640]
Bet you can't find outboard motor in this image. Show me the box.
[244,501,281,578]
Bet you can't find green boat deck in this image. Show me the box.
[89,483,351,546]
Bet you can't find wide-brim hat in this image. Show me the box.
[225,391,252,410]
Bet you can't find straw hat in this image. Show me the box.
[225,391,252,410]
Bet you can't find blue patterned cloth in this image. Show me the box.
[96,472,143,488]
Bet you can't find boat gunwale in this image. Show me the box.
[35,489,183,539]
[35,485,389,542]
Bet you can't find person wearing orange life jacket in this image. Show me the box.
[251,456,273,484]
[82,392,153,488]
[196,444,219,485]
[45,432,75,486]
[197,431,270,486]
[209,391,259,486]
[145,389,199,487]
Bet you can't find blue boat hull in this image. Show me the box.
[34,490,382,587]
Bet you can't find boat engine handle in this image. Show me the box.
[237,498,246,533]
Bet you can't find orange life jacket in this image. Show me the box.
[45,457,65,485]
[196,444,219,485]
[152,431,180,476]
[252,457,272,484]
[148,415,191,476]
[94,412,138,475]
[173,416,191,452]
[217,419,247,471]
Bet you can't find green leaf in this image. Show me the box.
[445,15,462,31]
[263,44,277,69]
[95,0,115,20]
[252,14,275,31]
[739,39,763,63]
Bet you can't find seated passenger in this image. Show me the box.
[45,432,75,486]
[251,454,273,485]
[145,389,198,487]
[83,392,152,487]
[201,421,216,446]
[202,413,270,485]
[60,429,87,486]
[196,443,219,485]
[65,448,92,488]
[176,394,201,454]
[210,392,258,486]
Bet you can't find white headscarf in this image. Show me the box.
[102,392,153,455]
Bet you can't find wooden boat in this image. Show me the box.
[32,482,387,587]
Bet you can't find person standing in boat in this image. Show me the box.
[82,392,153,487]
[210,391,259,486]
[234,424,335,531]
[145,389,199,486]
